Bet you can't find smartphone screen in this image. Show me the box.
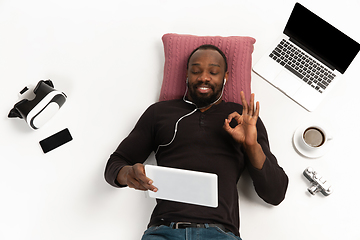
[39,128,73,153]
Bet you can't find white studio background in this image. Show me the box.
[1,0,359,239]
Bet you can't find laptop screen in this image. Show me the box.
[284,3,360,74]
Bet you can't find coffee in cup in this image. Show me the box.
[294,123,333,158]
[303,127,325,147]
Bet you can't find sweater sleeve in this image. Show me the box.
[246,117,289,205]
[104,104,156,188]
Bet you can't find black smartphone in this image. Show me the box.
[39,128,73,153]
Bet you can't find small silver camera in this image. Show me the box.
[303,167,333,196]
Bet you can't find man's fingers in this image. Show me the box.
[128,179,148,191]
[138,177,158,192]
[226,111,242,124]
[129,178,157,192]
[254,101,260,118]
[241,92,259,117]
[240,91,248,114]
[249,93,255,115]
[131,164,158,192]
[223,119,233,133]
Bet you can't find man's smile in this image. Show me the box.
[195,84,213,94]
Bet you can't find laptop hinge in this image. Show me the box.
[289,37,336,71]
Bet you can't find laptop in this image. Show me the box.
[145,165,218,208]
[253,2,360,111]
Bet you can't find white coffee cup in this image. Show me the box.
[300,125,332,150]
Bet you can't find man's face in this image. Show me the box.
[187,49,228,108]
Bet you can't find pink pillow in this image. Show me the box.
[159,33,256,104]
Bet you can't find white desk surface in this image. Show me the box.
[1,0,359,239]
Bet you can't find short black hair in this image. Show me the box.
[186,44,228,72]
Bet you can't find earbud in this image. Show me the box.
[224,78,227,85]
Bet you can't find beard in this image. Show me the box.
[188,81,224,108]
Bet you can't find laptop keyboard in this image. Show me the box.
[269,39,336,93]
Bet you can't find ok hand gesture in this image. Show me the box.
[223,91,260,147]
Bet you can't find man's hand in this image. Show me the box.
[117,163,158,192]
[223,91,265,169]
[223,91,259,147]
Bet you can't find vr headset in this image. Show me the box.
[8,80,67,130]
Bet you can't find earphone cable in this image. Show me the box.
[155,78,226,155]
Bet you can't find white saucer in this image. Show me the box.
[292,123,333,159]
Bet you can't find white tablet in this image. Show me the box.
[145,165,218,208]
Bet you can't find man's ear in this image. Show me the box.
[224,72,229,85]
